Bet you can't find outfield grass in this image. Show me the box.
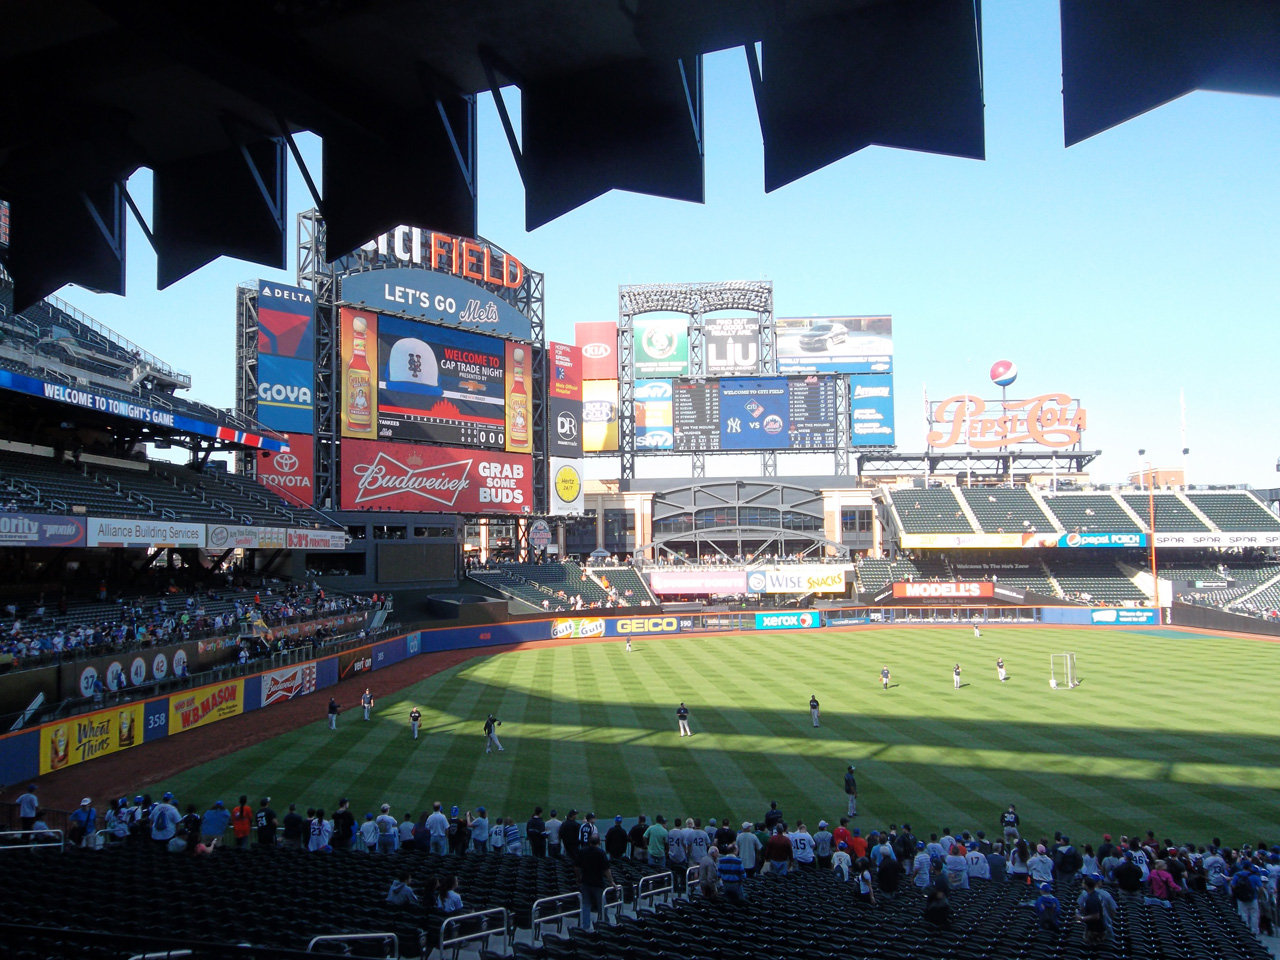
[160,626,1280,846]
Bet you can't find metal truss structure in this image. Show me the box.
[617,281,776,482]
[856,449,1101,478]
[294,208,548,514]
[233,283,260,480]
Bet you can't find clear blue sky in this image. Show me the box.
[60,3,1278,485]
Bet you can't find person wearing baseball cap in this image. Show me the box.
[150,792,181,847]
[1034,882,1062,931]
[832,840,853,881]
[813,820,834,870]
[68,798,96,848]
[737,821,763,876]
[605,815,628,861]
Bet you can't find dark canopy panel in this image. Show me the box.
[4,0,1271,312]
[1060,0,1280,146]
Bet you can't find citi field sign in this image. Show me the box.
[359,227,524,288]
[928,394,1087,449]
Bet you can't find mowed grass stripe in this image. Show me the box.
[154,625,1280,843]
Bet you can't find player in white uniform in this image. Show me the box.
[625,637,631,652]
[996,658,1007,682]
[973,623,981,638]
[953,663,962,689]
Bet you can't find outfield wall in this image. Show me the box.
[0,606,1153,785]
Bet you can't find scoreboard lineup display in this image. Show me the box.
[669,376,839,451]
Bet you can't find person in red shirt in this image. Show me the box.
[833,818,855,853]
[764,825,794,876]
[850,828,869,859]
[231,795,253,849]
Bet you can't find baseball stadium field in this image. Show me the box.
[154,625,1280,845]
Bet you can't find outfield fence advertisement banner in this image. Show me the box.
[1153,532,1280,548]
[259,663,317,707]
[901,532,1148,549]
[746,566,847,594]
[87,518,206,548]
[208,525,288,551]
[170,680,244,733]
[551,617,605,639]
[754,611,822,629]
[40,702,145,775]
[649,569,748,595]
[1090,608,1159,625]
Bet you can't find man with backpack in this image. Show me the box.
[1056,836,1083,885]
[1232,865,1264,934]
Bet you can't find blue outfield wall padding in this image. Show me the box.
[242,674,261,712]
[0,728,39,786]
[316,656,339,689]
[371,635,408,671]
[417,620,551,655]
[1040,607,1099,625]
[143,697,170,743]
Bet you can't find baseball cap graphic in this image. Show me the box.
[385,338,440,392]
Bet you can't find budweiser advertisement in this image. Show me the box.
[259,663,317,707]
[256,433,314,507]
[341,439,533,514]
[891,582,995,599]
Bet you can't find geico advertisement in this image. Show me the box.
[41,702,145,775]
[746,566,847,594]
[341,439,532,514]
[551,616,680,639]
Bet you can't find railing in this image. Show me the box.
[530,892,581,942]
[306,932,399,957]
[438,907,509,959]
[0,828,64,852]
[43,293,190,387]
[635,871,674,911]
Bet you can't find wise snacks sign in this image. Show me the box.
[928,394,1086,450]
[341,439,532,514]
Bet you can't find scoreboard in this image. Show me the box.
[670,375,839,451]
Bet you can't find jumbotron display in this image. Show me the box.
[668,376,839,452]
[339,307,531,453]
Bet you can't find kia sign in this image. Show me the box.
[648,569,748,595]
[256,432,314,506]
[746,566,847,594]
[341,439,532,514]
[575,321,617,380]
[754,611,822,629]
[892,582,995,599]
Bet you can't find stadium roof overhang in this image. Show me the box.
[638,525,852,561]
[856,449,1101,476]
[5,2,1273,312]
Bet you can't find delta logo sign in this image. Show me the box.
[342,439,532,514]
[257,281,315,361]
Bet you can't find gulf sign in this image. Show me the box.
[551,617,606,639]
[341,439,532,514]
[257,281,315,360]
[746,566,847,594]
[892,582,995,599]
[648,569,748,595]
[928,394,1086,450]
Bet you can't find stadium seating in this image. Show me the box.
[511,563,612,605]
[1045,555,1148,603]
[589,565,658,605]
[1120,494,1209,532]
[888,489,975,534]
[468,569,566,611]
[856,557,921,592]
[959,488,1054,534]
[949,558,1058,596]
[1041,494,1142,533]
[0,449,150,516]
[1185,493,1280,532]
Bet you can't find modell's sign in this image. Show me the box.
[341,439,533,514]
[892,582,995,599]
[928,394,1086,449]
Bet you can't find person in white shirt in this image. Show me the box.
[667,818,689,873]
[359,813,379,851]
[832,841,853,881]
[398,814,415,846]
[1028,844,1056,885]
[470,808,490,854]
[309,809,334,851]
[913,842,933,887]
[375,805,399,853]
[789,823,816,870]
[425,801,450,856]
[945,844,971,889]
[686,821,711,864]
[545,811,562,857]
[966,845,991,880]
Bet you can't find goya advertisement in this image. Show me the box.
[41,702,145,774]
